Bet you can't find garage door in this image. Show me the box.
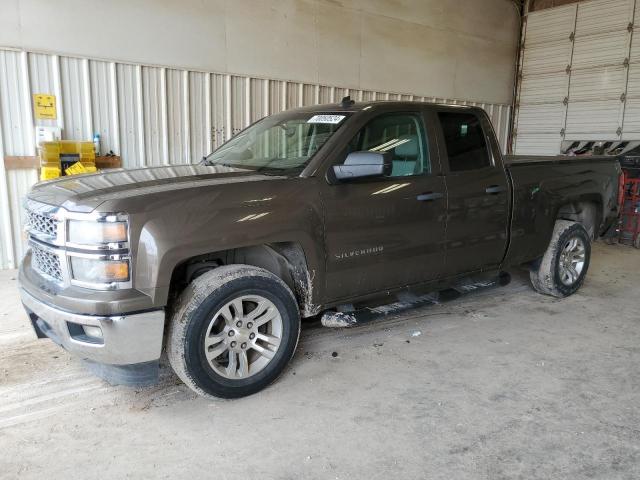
[623,8,640,138]
[514,0,637,154]
[514,4,577,155]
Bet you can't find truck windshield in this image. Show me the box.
[202,112,350,173]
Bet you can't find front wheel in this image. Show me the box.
[167,265,301,398]
[529,220,591,298]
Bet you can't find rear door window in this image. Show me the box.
[438,112,491,172]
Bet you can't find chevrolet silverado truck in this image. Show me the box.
[19,99,621,398]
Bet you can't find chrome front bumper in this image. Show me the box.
[21,288,165,366]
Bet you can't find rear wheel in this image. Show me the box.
[167,265,301,398]
[529,220,591,298]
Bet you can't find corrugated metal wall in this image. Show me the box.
[514,0,640,154]
[0,47,512,269]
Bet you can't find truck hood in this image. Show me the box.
[27,164,285,212]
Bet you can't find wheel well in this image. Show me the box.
[168,242,318,318]
[556,200,601,239]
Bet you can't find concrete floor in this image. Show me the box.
[1,242,639,479]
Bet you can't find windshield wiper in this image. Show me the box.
[255,169,284,176]
[257,165,303,176]
[200,157,236,168]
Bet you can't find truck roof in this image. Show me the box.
[288,100,484,114]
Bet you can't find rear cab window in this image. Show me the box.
[437,111,491,172]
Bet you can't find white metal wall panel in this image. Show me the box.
[524,4,578,45]
[622,98,640,135]
[249,78,267,123]
[623,3,640,138]
[89,60,118,156]
[303,84,316,106]
[630,24,640,62]
[625,65,640,99]
[59,56,92,141]
[516,103,567,134]
[28,53,57,129]
[268,80,285,118]
[572,31,631,68]
[361,90,374,101]
[166,69,188,164]
[189,71,210,162]
[141,66,166,166]
[231,76,250,134]
[565,99,624,138]
[569,66,627,101]
[623,64,640,136]
[116,63,144,168]
[0,50,33,269]
[0,47,511,269]
[521,42,574,76]
[0,106,13,269]
[518,73,569,104]
[574,0,635,36]
[318,86,333,104]
[286,82,302,109]
[0,51,33,156]
[211,74,227,148]
[512,134,562,156]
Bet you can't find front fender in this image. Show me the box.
[106,179,326,308]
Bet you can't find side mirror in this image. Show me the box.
[333,151,392,181]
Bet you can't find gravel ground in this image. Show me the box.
[1,242,639,479]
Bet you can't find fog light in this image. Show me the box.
[83,325,103,339]
[70,257,130,285]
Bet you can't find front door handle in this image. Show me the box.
[417,192,444,202]
[485,185,506,194]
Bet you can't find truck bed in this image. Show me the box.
[502,154,620,267]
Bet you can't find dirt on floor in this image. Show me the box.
[1,242,639,480]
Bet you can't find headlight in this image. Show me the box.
[70,257,130,284]
[68,219,128,246]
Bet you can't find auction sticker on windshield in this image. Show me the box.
[307,115,346,124]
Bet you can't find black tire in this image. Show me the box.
[529,220,591,298]
[167,265,301,399]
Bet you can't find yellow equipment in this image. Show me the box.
[39,141,97,181]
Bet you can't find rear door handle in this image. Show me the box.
[485,185,506,194]
[417,192,444,202]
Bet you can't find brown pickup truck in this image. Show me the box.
[19,99,621,398]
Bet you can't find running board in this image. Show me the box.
[320,272,511,328]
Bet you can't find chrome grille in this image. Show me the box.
[25,203,58,239]
[31,243,63,282]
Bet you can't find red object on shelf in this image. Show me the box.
[618,172,640,248]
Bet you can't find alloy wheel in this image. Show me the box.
[558,237,586,286]
[203,295,283,379]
